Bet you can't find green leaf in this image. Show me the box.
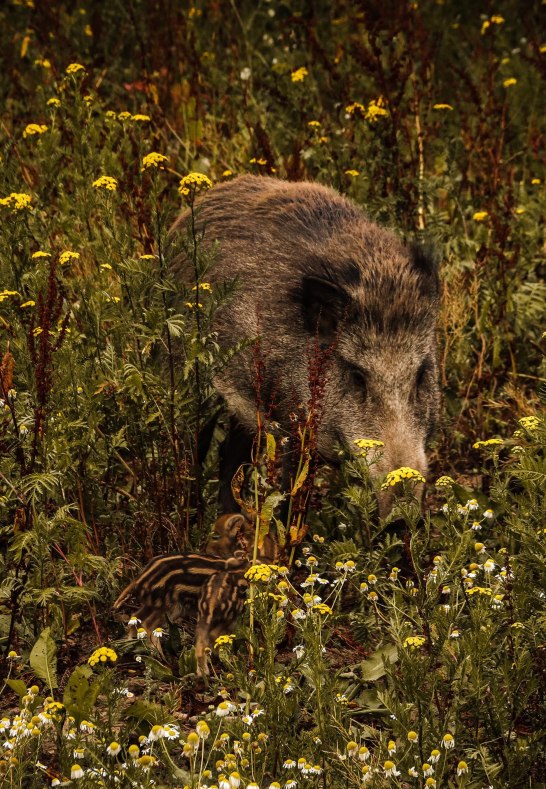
[265,432,276,461]
[178,646,197,677]
[62,665,99,723]
[6,679,28,700]
[360,643,398,682]
[123,699,173,725]
[355,688,387,714]
[29,627,58,690]
[258,492,285,545]
[291,457,309,496]
[139,654,178,682]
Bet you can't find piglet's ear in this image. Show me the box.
[300,275,355,338]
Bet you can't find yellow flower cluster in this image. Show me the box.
[142,152,168,170]
[66,63,86,74]
[88,646,118,666]
[313,603,333,615]
[366,97,388,121]
[179,172,213,196]
[214,634,236,648]
[346,101,365,114]
[117,111,151,122]
[354,438,384,450]
[59,251,80,266]
[403,635,426,649]
[503,78,517,88]
[23,123,48,138]
[291,67,308,82]
[0,192,32,211]
[32,251,50,259]
[345,169,360,177]
[435,475,455,487]
[472,438,503,449]
[518,415,540,431]
[44,699,65,718]
[473,210,489,221]
[245,564,279,582]
[433,103,453,110]
[0,290,20,303]
[92,176,118,191]
[346,97,388,121]
[381,467,425,489]
[481,14,505,35]
[466,586,492,596]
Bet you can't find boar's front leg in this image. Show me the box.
[219,416,254,513]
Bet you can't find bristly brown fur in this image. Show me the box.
[169,175,441,515]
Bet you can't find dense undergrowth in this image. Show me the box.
[0,1,545,786]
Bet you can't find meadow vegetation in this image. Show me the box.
[0,1,545,786]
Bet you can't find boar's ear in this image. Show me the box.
[299,275,355,337]
[410,240,441,297]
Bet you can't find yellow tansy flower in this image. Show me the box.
[142,152,168,170]
[59,251,80,266]
[88,646,118,667]
[92,176,118,191]
[179,172,213,196]
[381,467,425,489]
[291,67,309,82]
[0,193,32,211]
[23,124,48,138]
[472,438,503,449]
[66,63,86,75]
[403,635,426,649]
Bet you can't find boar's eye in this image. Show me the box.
[348,364,368,397]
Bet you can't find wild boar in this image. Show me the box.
[205,512,284,564]
[112,551,249,636]
[113,550,250,673]
[170,175,441,515]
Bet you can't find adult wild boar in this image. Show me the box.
[170,175,441,515]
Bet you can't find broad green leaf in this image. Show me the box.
[6,679,28,700]
[62,665,98,723]
[360,643,398,682]
[29,627,58,690]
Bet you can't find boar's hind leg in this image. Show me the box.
[219,417,254,513]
